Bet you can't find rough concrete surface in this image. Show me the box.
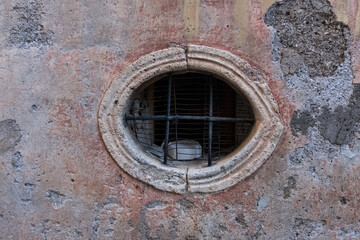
[1,0,360,239]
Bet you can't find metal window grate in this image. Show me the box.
[125,73,255,166]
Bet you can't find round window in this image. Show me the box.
[125,73,255,168]
[99,45,283,193]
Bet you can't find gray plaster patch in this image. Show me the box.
[319,106,353,145]
[185,236,199,240]
[318,84,360,145]
[293,218,325,239]
[144,200,168,210]
[264,0,349,78]
[340,144,360,160]
[265,0,354,115]
[288,147,310,167]
[21,183,35,205]
[10,151,23,169]
[176,198,194,211]
[138,200,169,240]
[291,84,360,145]
[0,119,22,154]
[257,195,270,212]
[284,57,353,110]
[290,110,316,136]
[8,0,53,48]
[93,198,121,212]
[337,227,360,240]
[40,219,50,240]
[287,128,343,171]
[70,229,83,238]
[45,190,68,209]
[280,48,303,75]
[235,214,248,227]
[283,176,296,199]
[234,213,264,239]
[92,198,122,240]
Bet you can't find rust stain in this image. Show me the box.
[54,99,72,128]
[330,0,360,84]
[260,0,277,14]
[344,0,358,31]
[354,0,360,38]
[353,0,360,84]
[353,60,360,83]
[183,0,200,40]
[234,0,250,48]
[248,0,279,75]
[268,79,295,125]
[333,0,350,24]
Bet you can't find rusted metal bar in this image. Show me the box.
[208,77,213,167]
[163,75,172,164]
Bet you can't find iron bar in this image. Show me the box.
[163,75,172,164]
[173,78,178,161]
[216,82,221,158]
[202,85,207,157]
[125,115,254,122]
[208,77,213,167]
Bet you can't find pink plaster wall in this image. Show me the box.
[1,0,360,239]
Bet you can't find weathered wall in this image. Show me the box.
[1,0,360,239]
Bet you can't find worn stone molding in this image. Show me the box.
[98,45,283,193]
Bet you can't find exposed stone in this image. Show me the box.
[264,0,349,77]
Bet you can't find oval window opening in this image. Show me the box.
[99,45,283,193]
[125,72,255,168]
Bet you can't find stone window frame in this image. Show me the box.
[98,45,283,193]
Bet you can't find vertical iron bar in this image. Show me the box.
[216,81,221,157]
[208,77,213,166]
[202,82,206,156]
[173,77,178,161]
[164,75,172,164]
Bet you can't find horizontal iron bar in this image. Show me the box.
[125,115,254,122]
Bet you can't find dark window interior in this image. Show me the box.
[125,73,255,166]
